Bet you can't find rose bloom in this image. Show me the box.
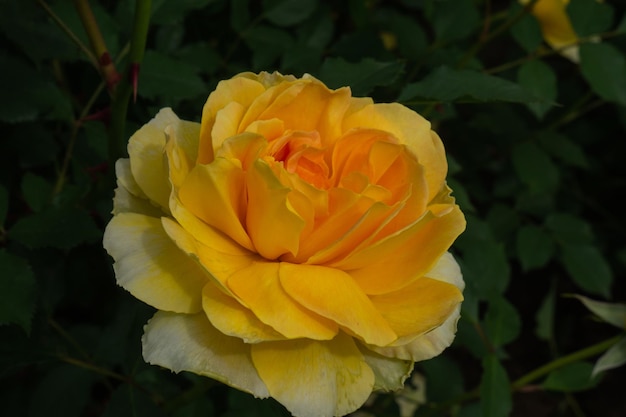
[103,72,466,417]
[520,0,581,62]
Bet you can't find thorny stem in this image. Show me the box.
[73,0,120,91]
[108,0,152,161]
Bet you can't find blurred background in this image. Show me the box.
[1,1,625,416]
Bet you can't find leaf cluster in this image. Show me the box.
[1,0,626,416]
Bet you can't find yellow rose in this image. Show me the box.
[103,72,466,417]
[521,0,580,62]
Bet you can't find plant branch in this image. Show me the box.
[510,334,622,390]
[108,0,152,161]
[73,0,120,91]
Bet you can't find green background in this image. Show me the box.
[1,0,625,416]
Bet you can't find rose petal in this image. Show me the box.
[112,182,163,217]
[250,80,352,147]
[128,108,182,211]
[202,282,285,343]
[357,345,414,391]
[371,304,462,362]
[112,159,162,217]
[178,158,254,251]
[279,263,397,346]
[164,119,201,190]
[211,101,246,148]
[115,158,146,199]
[302,195,399,265]
[227,261,338,340]
[527,0,580,62]
[246,160,305,259]
[370,252,464,361]
[103,213,208,313]
[336,204,465,295]
[343,104,446,202]
[160,215,254,292]
[369,277,463,340]
[251,332,374,417]
[199,76,267,163]
[142,311,269,398]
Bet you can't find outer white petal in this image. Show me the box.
[128,108,194,212]
[358,345,414,391]
[142,311,269,398]
[112,183,164,217]
[103,213,208,313]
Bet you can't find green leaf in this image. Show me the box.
[543,362,597,392]
[0,185,7,227]
[516,225,555,271]
[580,43,626,106]
[592,337,626,377]
[461,240,510,299]
[512,142,560,193]
[568,0,614,37]
[244,25,295,70]
[176,43,221,76]
[545,213,594,244]
[486,204,519,242]
[510,13,543,52]
[9,206,101,250]
[0,0,79,63]
[484,296,521,348]
[0,251,36,333]
[28,365,95,417]
[150,0,215,25]
[517,60,557,119]
[560,244,613,297]
[432,0,480,42]
[421,356,464,402]
[231,0,251,32]
[263,0,318,27]
[535,284,556,340]
[617,12,626,34]
[318,57,405,96]
[538,132,589,169]
[571,295,626,329]
[386,12,428,60]
[399,66,537,104]
[172,396,215,417]
[140,50,206,101]
[102,384,166,417]
[480,355,512,417]
[21,173,53,212]
[0,53,72,123]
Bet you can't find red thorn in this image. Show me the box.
[130,63,140,103]
[99,52,113,66]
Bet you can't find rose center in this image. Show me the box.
[266,131,330,189]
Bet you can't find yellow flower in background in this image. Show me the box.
[103,72,465,417]
[522,0,581,62]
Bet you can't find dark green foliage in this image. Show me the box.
[1,1,625,416]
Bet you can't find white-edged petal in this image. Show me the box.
[142,311,269,398]
[103,213,208,313]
